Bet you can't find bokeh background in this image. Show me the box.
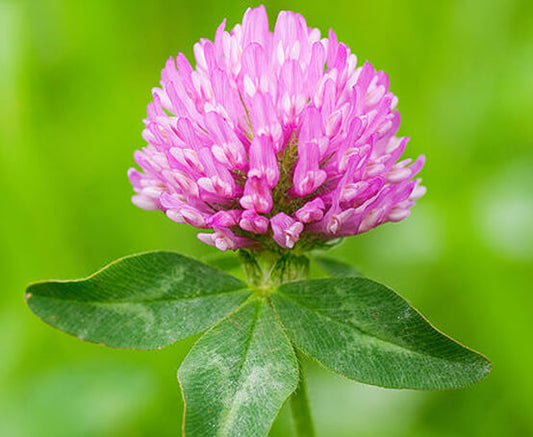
[1,0,532,435]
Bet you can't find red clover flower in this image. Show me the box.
[129,5,425,252]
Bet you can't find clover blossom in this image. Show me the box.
[128,5,426,251]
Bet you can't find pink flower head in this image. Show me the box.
[129,6,425,251]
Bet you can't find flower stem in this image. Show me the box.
[290,352,315,437]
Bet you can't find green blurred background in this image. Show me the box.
[1,0,532,435]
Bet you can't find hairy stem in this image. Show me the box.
[290,352,315,437]
[240,249,315,435]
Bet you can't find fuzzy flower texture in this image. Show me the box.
[129,6,426,252]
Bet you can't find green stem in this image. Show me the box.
[290,352,315,437]
[240,249,314,434]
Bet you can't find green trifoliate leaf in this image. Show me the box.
[179,298,298,437]
[26,251,251,350]
[313,255,360,277]
[272,278,490,390]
